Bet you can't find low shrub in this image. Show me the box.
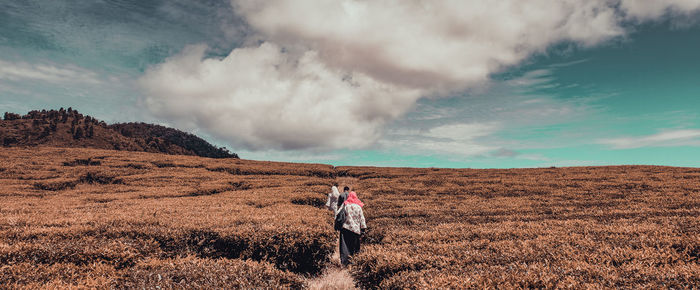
[151,161,176,168]
[33,179,77,191]
[0,262,118,288]
[120,256,304,289]
[80,171,124,184]
[291,194,326,208]
[63,158,101,166]
[188,186,233,196]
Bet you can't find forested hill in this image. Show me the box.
[1,108,237,159]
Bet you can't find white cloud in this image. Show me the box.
[140,0,700,151]
[0,59,102,84]
[599,129,700,149]
[425,123,498,141]
[384,123,500,157]
[233,0,625,91]
[140,43,422,150]
[235,149,346,163]
[620,0,700,21]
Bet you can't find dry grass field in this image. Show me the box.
[0,147,335,288]
[340,166,700,288]
[1,147,699,288]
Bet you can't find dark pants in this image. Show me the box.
[339,228,361,266]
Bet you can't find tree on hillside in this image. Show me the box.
[109,122,239,158]
[3,112,20,121]
[2,108,238,158]
[73,127,84,139]
[40,126,51,139]
[3,137,17,146]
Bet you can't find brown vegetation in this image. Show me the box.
[1,147,698,288]
[341,166,700,288]
[0,147,333,288]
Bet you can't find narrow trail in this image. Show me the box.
[306,176,360,289]
[306,249,357,289]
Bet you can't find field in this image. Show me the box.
[1,147,699,288]
[343,166,700,288]
[0,147,336,288]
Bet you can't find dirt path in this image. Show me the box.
[306,176,360,289]
[306,248,357,289]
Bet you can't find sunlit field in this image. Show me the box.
[346,165,700,288]
[1,147,698,288]
[0,147,335,288]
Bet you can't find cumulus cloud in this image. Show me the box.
[140,43,421,150]
[233,0,625,91]
[141,0,700,151]
[599,129,700,149]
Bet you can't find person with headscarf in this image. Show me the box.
[337,190,366,266]
[325,185,341,214]
[337,186,350,208]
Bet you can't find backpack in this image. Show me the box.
[334,205,347,231]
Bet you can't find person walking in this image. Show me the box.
[337,190,366,266]
[325,185,341,214]
[337,186,349,208]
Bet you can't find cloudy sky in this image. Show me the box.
[2,0,699,168]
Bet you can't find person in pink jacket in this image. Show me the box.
[337,190,367,266]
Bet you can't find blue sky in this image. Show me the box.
[1,0,699,168]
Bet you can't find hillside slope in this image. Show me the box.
[1,108,237,158]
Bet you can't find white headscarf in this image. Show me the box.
[331,186,340,197]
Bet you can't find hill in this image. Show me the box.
[1,108,237,158]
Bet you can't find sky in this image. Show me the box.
[1,0,699,168]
